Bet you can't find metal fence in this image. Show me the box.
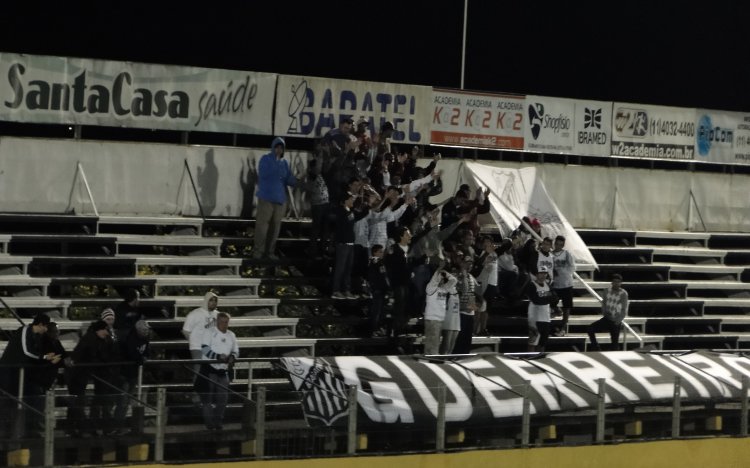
[1,357,749,466]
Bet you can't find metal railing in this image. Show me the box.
[1,355,750,466]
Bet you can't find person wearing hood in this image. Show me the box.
[182,292,220,383]
[253,137,297,260]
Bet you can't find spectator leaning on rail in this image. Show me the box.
[0,313,60,437]
[588,274,629,351]
[198,312,239,431]
[253,137,297,260]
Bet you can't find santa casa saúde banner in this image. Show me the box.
[430,88,524,150]
[274,74,432,145]
[280,351,750,427]
[0,53,277,134]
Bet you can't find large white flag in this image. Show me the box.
[464,162,597,267]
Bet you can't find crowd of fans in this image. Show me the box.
[253,117,589,354]
[0,117,628,437]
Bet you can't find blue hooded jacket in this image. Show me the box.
[256,137,296,204]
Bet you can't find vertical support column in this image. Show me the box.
[596,378,606,443]
[256,386,266,459]
[155,387,166,463]
[43,389,55,467]
[672,376,682,438]
[521,381,531,447]
[436,385,447,452]
[346,385,358,455]
[741,375,748,437]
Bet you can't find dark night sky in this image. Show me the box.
[1,1,748,112]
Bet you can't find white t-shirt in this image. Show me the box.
[527,281,552,324]
[536,251,554,282]
[183,308,218,351]
[201,328,239,370]
[442,290,461,331]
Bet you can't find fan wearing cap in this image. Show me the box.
[101,308,116,340]
[525,266,559,353]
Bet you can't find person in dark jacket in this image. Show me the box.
[366,244,391,336]
[0,314,59,437]
[113,288,141,341]
[331,191,370,299]
[112,319,151,433]
[384,226,413,341]
[66,320,116,437]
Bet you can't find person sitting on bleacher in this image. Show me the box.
[588,274,629,351]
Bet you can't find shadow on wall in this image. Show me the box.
[197,148,218,216]
[239,153,257,219]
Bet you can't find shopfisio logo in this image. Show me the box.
[528,102,571,140]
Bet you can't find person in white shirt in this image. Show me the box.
[475,236,499,335]
[440,274,461,354]
[423,267,457,355]
[525,267,558,352]
[551,235,576,336]
[198,312,238,431]
[182,292,219,381]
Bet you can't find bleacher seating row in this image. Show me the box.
[0,214,750,361]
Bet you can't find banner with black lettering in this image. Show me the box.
[612,103,696,160]
[524,96,576,153]
[0,53,277,134]
[573,100,612,157]
[274,74,431,145]
[281,351,750,427]
[695,110,750,165]
[430,88,524,149]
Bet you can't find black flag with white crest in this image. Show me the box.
[281,357,350,427]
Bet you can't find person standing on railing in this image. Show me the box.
[588,274,629,351]
[253,137,297,260]
[198,312,238,431]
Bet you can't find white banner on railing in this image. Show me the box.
[274,74,432,145]
[281,351,750,427]
[695,110,750,165]
[611,102,696,160]
[0,53,277,134]
[465,161,597,267]
[430,88,524,149]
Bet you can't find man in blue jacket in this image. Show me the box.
[253,137,297,259]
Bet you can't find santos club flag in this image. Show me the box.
[465,162,597,267]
